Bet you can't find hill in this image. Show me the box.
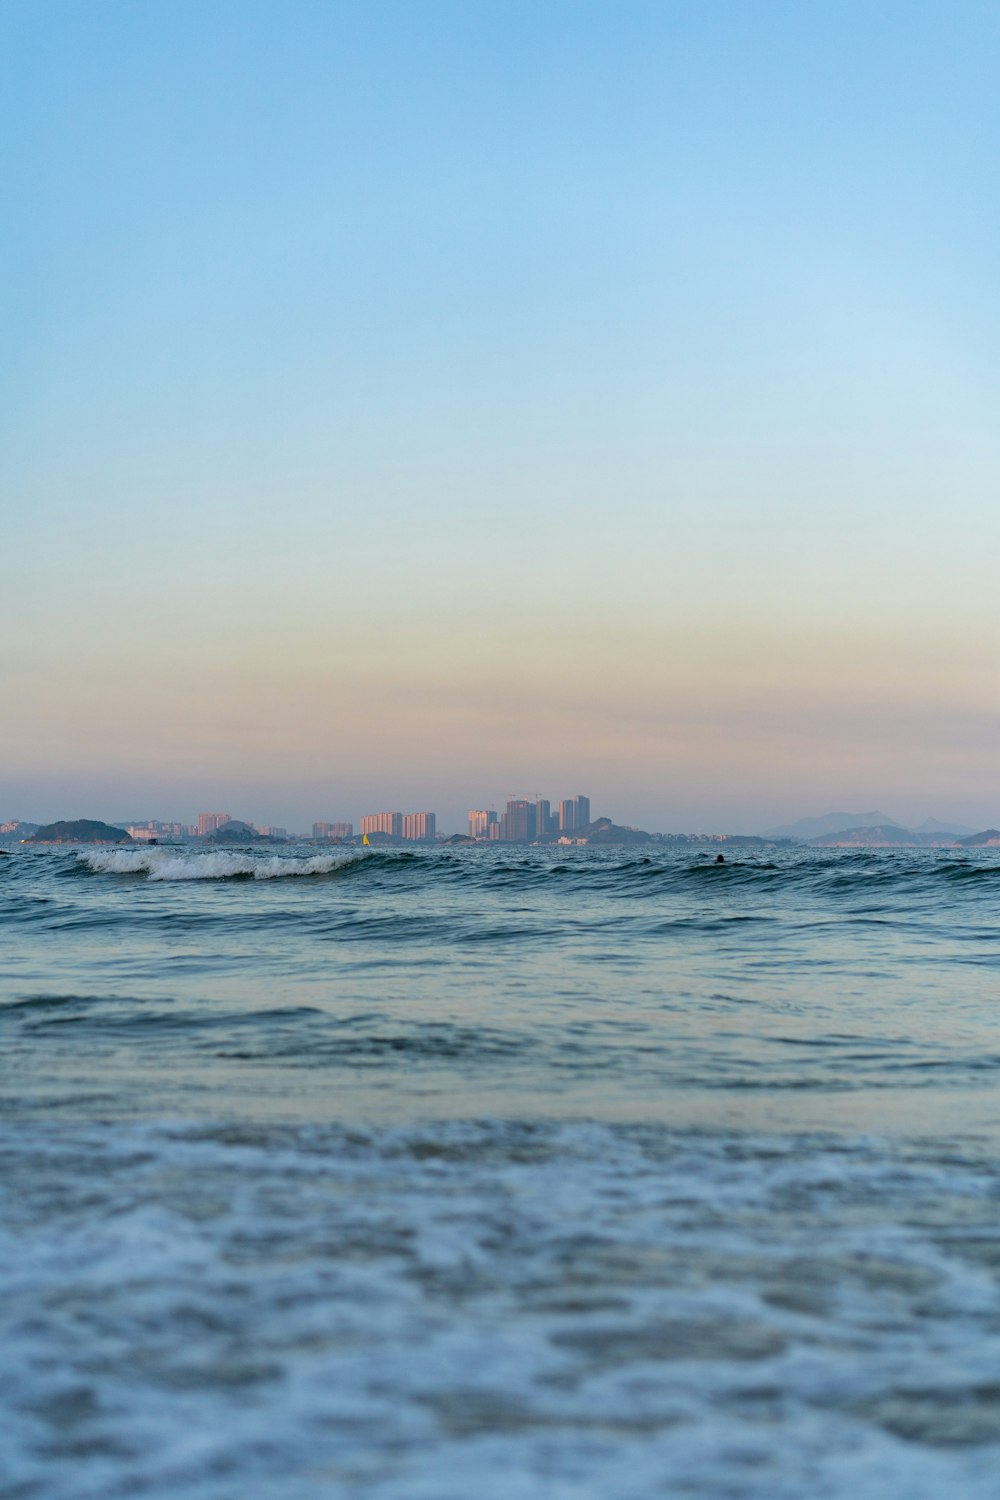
[761,811,900,841]
[808,824,959,848]
[27,819,133,845]
[957,829,1000,847]
[202,819,267,844]
[558,818,653,845]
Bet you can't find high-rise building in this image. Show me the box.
[198,812,231,836]
[535,799,551,837]
[501,799,535,842]
[559,799,575,832]
[312,821,353,839]
[402,812,436,842]
[573,795,590,829]
[468,809,498,839]
[360,812,403,838]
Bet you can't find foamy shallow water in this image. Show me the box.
[6,1119,1000,1499]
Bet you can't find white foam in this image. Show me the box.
[81,849,359,881]
[5,1121,1000,1500]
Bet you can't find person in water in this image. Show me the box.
[715,853,725,864]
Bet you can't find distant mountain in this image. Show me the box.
[808,824,920,847]
[761,812,901,841]
[957,829,1000,847]
[807,824,967,847]
[914,818,976,836]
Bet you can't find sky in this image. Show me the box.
[3,0,999,833]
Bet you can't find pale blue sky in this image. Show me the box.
[3,1,999,831]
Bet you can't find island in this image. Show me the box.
[201,819,268,844]
[563,817,653,846]
[26,819,133,845]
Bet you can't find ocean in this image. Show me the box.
[3,842,1000,1498]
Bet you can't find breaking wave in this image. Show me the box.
[80,849,362,881]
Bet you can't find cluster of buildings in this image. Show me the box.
[469,795,590,842]
[309,796,592,845]
[128,812,434,844]
[358,812,436,842]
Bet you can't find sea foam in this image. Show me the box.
[81,849,359,881]
[6,1119,1000,1500]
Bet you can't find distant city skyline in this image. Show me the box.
[2,791,995,844]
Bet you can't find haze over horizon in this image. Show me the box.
[5,1,999,830]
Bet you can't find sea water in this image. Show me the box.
[3,843,1000,1497]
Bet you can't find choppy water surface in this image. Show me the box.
[3,843,1000,1497]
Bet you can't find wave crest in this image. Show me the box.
[80,850,360,881]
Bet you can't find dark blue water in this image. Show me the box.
[3,843,1000,1497]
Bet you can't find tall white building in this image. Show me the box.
[402,812,436,841]
[361,812,403,837]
